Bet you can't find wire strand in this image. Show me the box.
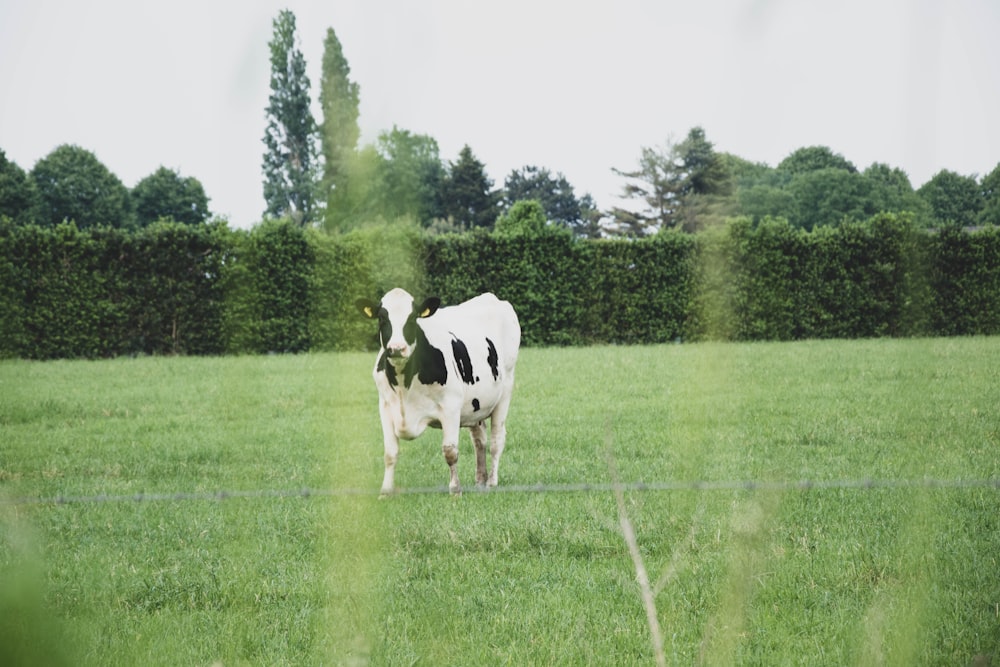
[4,477,999,506]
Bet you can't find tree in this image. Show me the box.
[737,184,797,223]
[262,9,320,226]
[788,168,876,230]
[318,27,360,220]
[672,127,732,231]
[917,169,982,228]
[863,163,931,226]
[609,127,729,234]
[0,149,40,223]
[132,167,210,226]
[674,127,731,198]
[719,152,775,189]
[777,146,857,175]
[609,144,678,236]
[494,199,547,237]
[30,144,132,228]
[441,145,498,229]
[503,166,583,229]
[977,162,1000,226]
[374,126,445,224]
[575,194,604,239]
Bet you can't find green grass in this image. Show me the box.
[2,338,999,665]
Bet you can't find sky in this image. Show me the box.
[1,0,998,229]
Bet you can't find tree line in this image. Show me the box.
[2,9,997,237]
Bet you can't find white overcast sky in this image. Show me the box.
[1,0,998,229]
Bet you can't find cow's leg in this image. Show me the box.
[441,417,462,495]
[487,390,514,488]
[469,422,488,487]
[379,407,399,497]
[381,436,399,497]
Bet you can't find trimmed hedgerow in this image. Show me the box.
[2,213,999,359]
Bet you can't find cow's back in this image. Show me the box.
[417,293,519,427]
[424,293,520,372]
[435,292,521,370]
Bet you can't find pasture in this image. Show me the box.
[1,338,999,665]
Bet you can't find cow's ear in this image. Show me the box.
[355,298,380,319]
[416,297,441,318]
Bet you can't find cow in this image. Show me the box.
[355,288,521,496]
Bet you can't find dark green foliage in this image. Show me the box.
[4,213,1000,359]
[373,127,445,224]
[229,219,314,354]
[502,166,585,230]
[30,145,132,229]
[423,229,590,346]
[494,199,547,237]
[441,145,499,229]
[709,141,979,230]
[917,170,982,228]
[926,224,1000,335]
[694,214,928,341]
[119,221,226,355]
[979,163,1000,226]
[777,146,857,175]
[864,163,930,226]
[787,168,877,230]
[0,222,115,358]
[132,167,211,226]
[725,217,807,340]
[0,220,225,358]
[587,233,697,344]
[0,149,41,223]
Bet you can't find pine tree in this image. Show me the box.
[442,145,498,230]
[262,10,319,226]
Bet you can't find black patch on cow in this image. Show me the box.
[378,350,399,388]
[472,398,481,411]
[377,309,392,348]
[486,337,500,381]
[451,336,476,385]
[402,312,419,345]
[403,325,447,388]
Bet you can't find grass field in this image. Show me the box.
[2,338,999,665]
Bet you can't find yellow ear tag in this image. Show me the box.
[364,306,374,318]
[419,308,432,318]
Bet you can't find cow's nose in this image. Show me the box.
[386,345,406,358]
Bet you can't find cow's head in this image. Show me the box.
[356,288,441,367]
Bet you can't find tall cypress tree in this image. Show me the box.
[318,27,360,223]
[262,10,319,226]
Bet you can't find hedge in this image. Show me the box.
[2,214,999,359]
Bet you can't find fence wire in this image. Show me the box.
[3,477,999,506]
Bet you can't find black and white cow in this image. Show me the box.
[356,288,521,495]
